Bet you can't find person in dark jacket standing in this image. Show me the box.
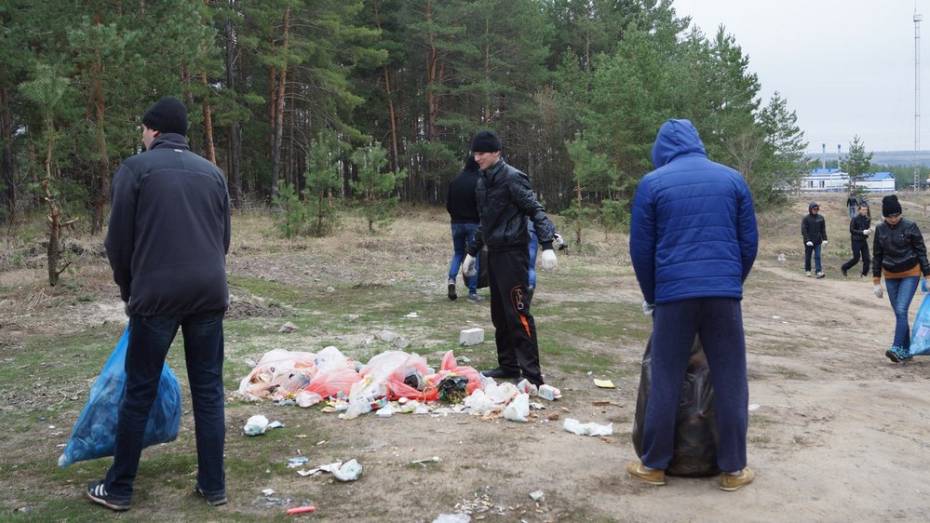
[802,202,828,278]
[841,202,871,278]
[462,130,558,386]
[87,97,231,511]
[846,193,859,220]
[446,155,482,302]
[871,194,930,363]
[627,119,758,492]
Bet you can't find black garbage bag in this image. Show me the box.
[632,336,719,477]
[438,375,469,403]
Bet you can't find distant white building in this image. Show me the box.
[857,172,896,192]
[799,168,849,192]
[798,168,895,192]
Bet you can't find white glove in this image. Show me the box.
[806,241,813,247]
[462,254,477,278]
[642,301,655,316]
[540,249,557,270]
[863,229,870,236]
[822,240,828,246]
[873,284,883,299]
[553,233,565,250]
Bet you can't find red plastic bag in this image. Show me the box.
[439,351,482,395]
[305,367,361,399]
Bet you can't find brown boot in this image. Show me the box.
[626,460,666,486]
[719,467,755,491]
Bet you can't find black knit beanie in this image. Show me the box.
[471,130,501,153]
[882,194,902,217]
[142,96,188,136]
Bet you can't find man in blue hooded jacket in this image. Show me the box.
[627,119,758,491]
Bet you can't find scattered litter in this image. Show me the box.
[296,391,322,408]
[434,514,471,523]
[377,404,395,418]
[537,384,561,401]
[438,376,470,403]
[332,459,363,482]
[529,490,545,502]
[547,413,560,421]
[262,488,275,496]
[287,456,310,468]
[748,403,760,412]
[393,337,411,349]
[268,421,284,429]
[414,404,431,415]
[405,312,419,318]
[287,506,316,516]
[296,469,317,477]
[459,356,471,363]
[411,456,441,466]
[529,402,545,410]
[244,415,270,436]
[377,330,399,342]
[463,389,496,415]
[278,322,298,333]
[516,379,538,396]
[593,379,616,389]
[459,327,485,346]
[777,253,786,262]
[563,418,613,437]
[591,400,622,407]
[503,393,530,422]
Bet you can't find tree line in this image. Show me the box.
[0,0,807,239]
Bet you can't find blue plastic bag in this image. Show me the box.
[58,326,181,467]
[909,294,930,356]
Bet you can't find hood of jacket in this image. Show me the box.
[809,201,820,214]
[650,119,707,168]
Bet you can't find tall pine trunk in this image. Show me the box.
[269,6,290,200]
[224,7,242,206]
[373,1,400,172]
[0,88,15,225]
[91,18,110,235]
[425,0,438,141]
[42,116,65,286]
[200,71,217,164]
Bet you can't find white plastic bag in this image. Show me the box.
[503,393,530,422]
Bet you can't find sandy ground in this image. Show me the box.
[2,199,930,522]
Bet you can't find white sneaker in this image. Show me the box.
[805,271,812,277]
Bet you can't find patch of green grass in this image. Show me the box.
[228,275,311,308]
[542,339,619,375]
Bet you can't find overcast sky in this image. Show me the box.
[674,0,928,152]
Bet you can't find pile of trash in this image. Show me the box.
[237,347,561,420]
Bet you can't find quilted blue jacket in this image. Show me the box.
[629,119,758,305]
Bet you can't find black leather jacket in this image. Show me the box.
[872,218,930,277]
[468,159,556,254]
[849,214,871,242]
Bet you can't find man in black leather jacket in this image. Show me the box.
[841,202,871,277]
[463,130,558,386]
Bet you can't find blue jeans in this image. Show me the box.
[528,228,538,289]
[642,298,748,473]
[886,277,919,349]
[449,223,479,294]
[105,311,226,500]
[804,243,822,272]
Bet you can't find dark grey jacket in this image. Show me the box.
[801,213,827,245]
[105,133,231,315]
[872,218,930,277]
[468,159,556,254]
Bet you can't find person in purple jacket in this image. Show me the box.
[627,119,758,492]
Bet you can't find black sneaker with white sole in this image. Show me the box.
[86,480,130,511]
[195,484,228,506]
[448,282,457,301]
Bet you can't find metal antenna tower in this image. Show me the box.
[916,4,922,190]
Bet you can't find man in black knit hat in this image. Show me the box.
[87,96,231,511]
[463,130,559,386]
